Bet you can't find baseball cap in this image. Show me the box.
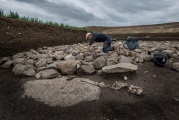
[86,33,91,40]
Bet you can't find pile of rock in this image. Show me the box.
[0,41,179,78]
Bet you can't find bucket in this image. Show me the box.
[153,52,168,67]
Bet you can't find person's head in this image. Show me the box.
[86,32,92,40]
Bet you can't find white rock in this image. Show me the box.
[128,85,143,95]
[124,76,128,81]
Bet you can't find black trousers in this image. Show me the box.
[103,39,113,53]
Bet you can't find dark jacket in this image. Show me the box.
[89,33,112,46]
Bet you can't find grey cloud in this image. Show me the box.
[1,0,179,27]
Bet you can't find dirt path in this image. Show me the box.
[0,61,179,120]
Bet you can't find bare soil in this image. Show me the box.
[1,61,179,120]
[0,17,86,57]
[0,17,179,120]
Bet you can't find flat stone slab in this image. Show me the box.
[102,63,138,74]
[22,77,101,107]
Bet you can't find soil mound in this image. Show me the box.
[0,17,86,57]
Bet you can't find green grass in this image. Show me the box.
[0,9,86,31]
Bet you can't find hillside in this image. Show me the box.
[0,17,86,57]
[86,22,179,34]
[86,22,179,41]
[1,17,179,57]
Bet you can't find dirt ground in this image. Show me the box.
[0,17,179,120]
[0,18,86,57]
[0,60,179,120]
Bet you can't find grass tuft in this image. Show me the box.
[0,9,86,31]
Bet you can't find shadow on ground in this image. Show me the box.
[0,61,179,120]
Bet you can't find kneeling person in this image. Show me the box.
[86,32,114,53]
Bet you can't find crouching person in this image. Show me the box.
[86,32,115,53]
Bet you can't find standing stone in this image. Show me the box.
[162,50,174,57]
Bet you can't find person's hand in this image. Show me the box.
[87,45,91,49]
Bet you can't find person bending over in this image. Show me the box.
[86,32,114,53]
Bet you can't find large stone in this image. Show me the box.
[119,55,131,63]
[72,50,80,56]
[102,63,138,74]
[56,60,80,75]
[162,50,174,57]
[12,64,36,76]
[25,59,34,65]
[22,77,101,107]
[85,55,94,62]
[0,57,10,65]
[93,57,106,69]
[41,69,59,79]
[81,65,96,75]
[46,58,53,64]
[173,62,179,72]
[106,57,118,66]
[64,54,75,61]
[75,54,84,60]
[55,51,64,55]
[1,61,14,68]
[35,58,47,67]
[31,54,42,60]
[13,58,25,65]
[12,53,25,59]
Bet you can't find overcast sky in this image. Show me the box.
[1,0,179,27]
